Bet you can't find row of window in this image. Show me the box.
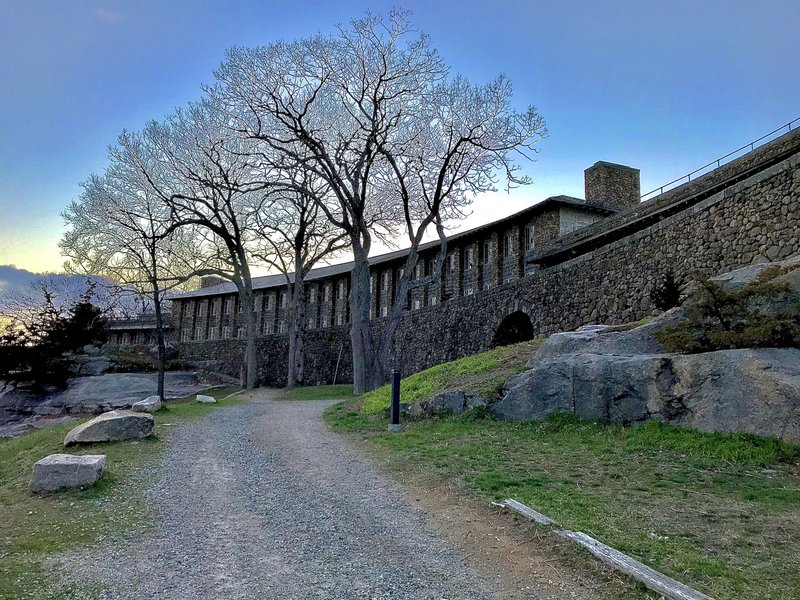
[178,225,538,341]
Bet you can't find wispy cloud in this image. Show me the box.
[94,7,121,24]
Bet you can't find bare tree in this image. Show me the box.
[251,167,348,387]
[124,99,272,389]
[61,166,208,400]
[212,10,546,392]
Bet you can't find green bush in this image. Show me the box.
[655,269,800,353]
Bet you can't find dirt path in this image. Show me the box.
[53,391,634,599]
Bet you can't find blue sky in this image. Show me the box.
[0,0,797,273]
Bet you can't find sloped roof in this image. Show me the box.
[173,195,618,299]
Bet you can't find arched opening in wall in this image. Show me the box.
[491,311,534,348]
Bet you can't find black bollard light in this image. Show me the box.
[388,368,402,433]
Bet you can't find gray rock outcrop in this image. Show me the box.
[196,394,216,404]
[64,410,154,446]
[409,390,487,418]
[29,453,106,493]
[131,395,162,413]
[492,309,800,443]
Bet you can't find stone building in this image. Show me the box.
[165,164,629,347]
[110,127,800,386]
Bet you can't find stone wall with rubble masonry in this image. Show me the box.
[175,131,800,386]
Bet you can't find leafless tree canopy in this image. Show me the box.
[60,9,545,393]
[211,10,546,391]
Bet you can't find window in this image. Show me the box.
[263,319,274,335]
[335,311,344,326]
[209,300,218,317]
[223,299,231,315]
[503,234,512,258]
[337,281,346,300]
[380,305,388,317]
[321,313,330,328]
[254,296,262,312]
[465,287,474,296]
[415,262,425,279]
[525,224,535,251]
[194,326,203,341]
[278,320,287,334]
[182,302,191,317]
[209,328,218,340]
[280,291,288,308]
[309,287,317,304]
[323,285,331,302]
[412,298,421,310]
[483,241,492,263]
[307,314,317,329]
[181,328,191,342]
[370,274,376,291]
[447,254,456,273]
[237,299,243,313]
[429,295,438,306]
[465,247,475,270]
[237,327,245,338]
[381,272,390,291]
[222,326,231,339]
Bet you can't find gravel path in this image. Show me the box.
[55,392,511,599]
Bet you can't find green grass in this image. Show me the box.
[323,337,800,600]
[0,386,241,599]
[324,407,800,599]
[360,339,543,415]
[279,384,355,401]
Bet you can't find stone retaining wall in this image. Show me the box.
[177,134,800,384]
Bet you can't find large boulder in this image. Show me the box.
[528,307,686,368]
[195,394,216,404]
[711,255,800,292]
[131,395,161,413]
[30,454,106,493]
[708,255,800,318]
[64,410,154,446]
[73,355,112,377]
[492,314,800,443]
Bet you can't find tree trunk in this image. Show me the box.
[349,241,380,393]
[375,250,419,381]
[286,275,307,389]
[152,282,166,402]
[238,282,258,389]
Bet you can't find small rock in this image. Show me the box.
[196,394,216,404]
[427,390,466,415]
[30,454,106,493]
[131,395,162,413]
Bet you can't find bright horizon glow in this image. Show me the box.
[1,0,797,275]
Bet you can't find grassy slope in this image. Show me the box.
[360,339,543,414]
[0,386,241,599]
[324,345,800,600]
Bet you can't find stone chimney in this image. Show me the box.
[584,161,641,210]
[199,275,225,289]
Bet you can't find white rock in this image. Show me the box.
[131,395,162,413]
[30,453,106,493]
[196,394,217,404]
[64,410,154,446]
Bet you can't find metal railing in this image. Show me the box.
[641,117,800,201]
